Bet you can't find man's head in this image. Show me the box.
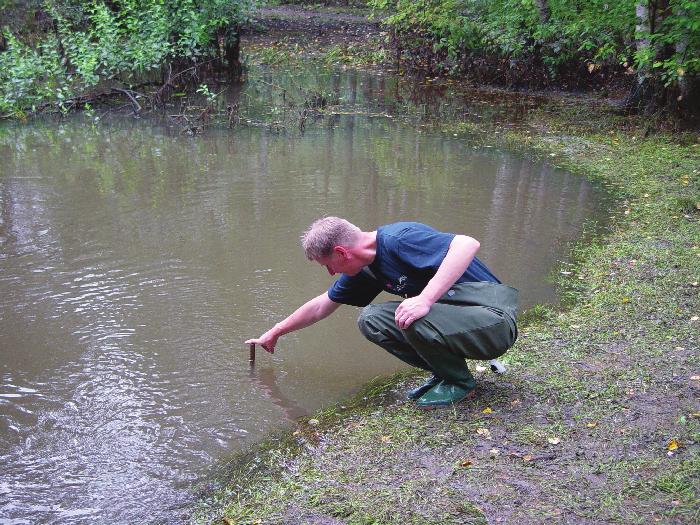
[301,217,364,276]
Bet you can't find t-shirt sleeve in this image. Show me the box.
[328,272,383,307]
[392,225,455,271]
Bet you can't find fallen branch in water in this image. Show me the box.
[112,88,143,114]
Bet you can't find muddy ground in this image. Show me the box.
[243,5,382,47]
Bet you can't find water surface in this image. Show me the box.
[0,68,609,524]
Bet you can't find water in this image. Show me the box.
[0,67,610,524]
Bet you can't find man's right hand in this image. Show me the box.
[245,329,279,354]
[244,292,341,356]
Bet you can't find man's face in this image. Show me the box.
[316,247,362,277]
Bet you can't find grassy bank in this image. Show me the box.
[189,65,700,525]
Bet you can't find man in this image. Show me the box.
[245,217,518,408]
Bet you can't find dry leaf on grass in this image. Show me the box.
[476,428,492,439]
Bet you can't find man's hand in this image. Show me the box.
[243,292,341,355]
[245,329,279,354]
[395,296,431,329]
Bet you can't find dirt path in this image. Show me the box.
[242,5,383,48]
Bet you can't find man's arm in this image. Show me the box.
[245,292,342,353]
[395,235,480,329]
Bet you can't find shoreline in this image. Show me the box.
[187,27,700,525]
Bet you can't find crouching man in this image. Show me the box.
[245,217,518,408]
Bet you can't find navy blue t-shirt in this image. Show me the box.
[327,222,500,307]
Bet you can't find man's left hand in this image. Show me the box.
[395,296,431,329]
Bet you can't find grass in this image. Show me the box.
[189,41,700,525]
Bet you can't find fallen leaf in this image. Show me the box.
[622,297,631,303]
[476,428,492,439]
[459,459,473,467]
[570,324,581,329]
[381,435,392,444]
[667,439,680,451]
[586,422,598,428]
[523,454,534,462]
[548,437,561,445]
[482,407,493,414]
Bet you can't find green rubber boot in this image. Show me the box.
[406,375,441,400]
[415,381,475,409]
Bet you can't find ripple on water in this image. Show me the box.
[0,85,611,524]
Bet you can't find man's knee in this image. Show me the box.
[357,303,399,343]
[403,318,444,348]
[356,305,376,338]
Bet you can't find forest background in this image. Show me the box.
[1,0,699,121]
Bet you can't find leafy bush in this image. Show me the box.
[0,0,256,116]
[0,33,68,116]
[372,0,700,109]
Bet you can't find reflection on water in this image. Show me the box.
[0,67,610,524]
[248,365,308,422]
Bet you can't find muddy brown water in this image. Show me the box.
[0,67,610,524]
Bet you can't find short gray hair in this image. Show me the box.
[301,216,361,260]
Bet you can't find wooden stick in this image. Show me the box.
[249,343,256,363]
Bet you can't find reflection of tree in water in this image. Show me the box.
[248,364,308,422]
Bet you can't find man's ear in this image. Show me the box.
[333,245,350,259]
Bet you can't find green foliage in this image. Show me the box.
[372,0,699,97]
[372,0,637,66]
[639,0,700,86]
[0,0,256,116]
[0,32,68,116]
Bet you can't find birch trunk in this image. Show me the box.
[625,1,655,110]
[534,0,551,24]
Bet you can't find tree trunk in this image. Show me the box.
[224,31,242,82]
[216,26,242,82]
[673,5,689,105]
[624,1,655,111]
[534,0,550,24]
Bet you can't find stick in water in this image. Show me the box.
[249,343,256,363]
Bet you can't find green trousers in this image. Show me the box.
[357,282,519,390]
